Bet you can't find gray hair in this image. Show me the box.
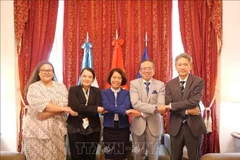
[175,53,193,64]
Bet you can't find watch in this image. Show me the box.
[154,106,158,114]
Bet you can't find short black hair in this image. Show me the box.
[140,59,155,69]
[106,68,127,86]
[80,67,96,80]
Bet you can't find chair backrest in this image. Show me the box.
[201,153,240,160]
[163,134,171,156]
[99,115,103,142]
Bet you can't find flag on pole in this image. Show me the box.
[136,32,149,78]
[105,30,128,89]
[105,30,130,122]
[136,46,149,78]
[78,33,99,87]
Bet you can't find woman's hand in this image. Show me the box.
[97,106,108,114]
[64,107,78,116]
[37,112,55,121]
[126,109,141,118]
[69,110,78,116]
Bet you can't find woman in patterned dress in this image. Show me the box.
[23,61,77,160]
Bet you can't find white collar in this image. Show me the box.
[142,78,152,84]
[82,87,90,95]
[179,75,189,82]
[111,87,121,93]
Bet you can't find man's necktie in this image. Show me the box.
[180,81,185,95]
[144,81,150,125]
[82,89,89,129]
[144,82,150,96]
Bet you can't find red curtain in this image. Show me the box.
[14,0,59,151]
[178,0,222,154]
[63,0,172,132]
[62,0,172,89]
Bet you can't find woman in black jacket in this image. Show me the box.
[67,67,107,160]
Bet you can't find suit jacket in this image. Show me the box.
[67,85,102,130]
[165,74,207,137]
[129,78,165,136]
[101,88,132,128]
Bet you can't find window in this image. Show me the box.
[49,0,64,82]
[172,0,184,78]
[172,1,205,112]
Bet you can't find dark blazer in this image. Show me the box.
[165,74,207,137]
[101,88,132,128]
[67,85,102,129]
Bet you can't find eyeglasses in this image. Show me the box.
[40,69,53,74]
[141,67,153,71]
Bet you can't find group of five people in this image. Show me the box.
[22,53,206,160]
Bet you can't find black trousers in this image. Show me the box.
[68,131,100,160]
[170,123,202,160]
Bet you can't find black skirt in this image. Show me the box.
[103,121,130,159]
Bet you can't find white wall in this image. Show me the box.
[0,1,18,151]
[220,1,240,153]
[1,0,240,153]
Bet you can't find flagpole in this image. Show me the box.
[115,29,119,39]
[78,32,99,87]
[136,32,149,78]
[86,32,89,42]
[144,31,149,47]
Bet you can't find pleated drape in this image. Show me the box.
[14,0,59,151]
[178,0,222,154]
[62,0,172,90]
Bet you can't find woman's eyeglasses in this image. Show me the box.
[40,69,53,74]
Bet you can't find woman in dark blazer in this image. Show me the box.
[67,67,107,160]
[101,68,140,160]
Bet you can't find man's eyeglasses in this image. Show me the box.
[40,69,53,74]
[141,67,153,71]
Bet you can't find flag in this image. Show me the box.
[136,46,149,78]
[78,41,99,87]
[106,37,131,123]
[105,38,128,89]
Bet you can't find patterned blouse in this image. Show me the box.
[23,81,68,139]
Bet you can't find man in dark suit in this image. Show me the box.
[165,53,207,160]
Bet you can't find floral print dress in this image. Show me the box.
[23,81,68,160]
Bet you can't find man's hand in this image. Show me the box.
[187,106,200,115]
[158,105,170,114]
